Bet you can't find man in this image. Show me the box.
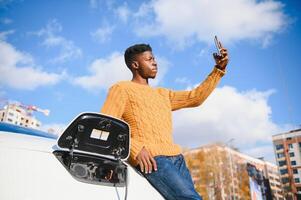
[101,43,229,199]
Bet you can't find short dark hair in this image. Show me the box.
[124,43,152,69]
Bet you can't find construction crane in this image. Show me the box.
[17,102,50,116]
[1,100,50,117]
[21,104,50,116]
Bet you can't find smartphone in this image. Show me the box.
[214,35,221,56]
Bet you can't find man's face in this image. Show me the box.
[133,51,158,79]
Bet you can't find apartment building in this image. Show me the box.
[184,144,284,200]
[273,128,301,200]
[263,160,284,199]
[0,103,41,129]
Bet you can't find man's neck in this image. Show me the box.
[131,76,149,85]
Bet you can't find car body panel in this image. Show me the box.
[0,124,164,200]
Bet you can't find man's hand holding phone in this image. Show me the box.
[213,36,229,71]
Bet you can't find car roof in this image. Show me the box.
[0,122,57,139]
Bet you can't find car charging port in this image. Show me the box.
[53,150,127,187]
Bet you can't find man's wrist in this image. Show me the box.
[214,64,226,72]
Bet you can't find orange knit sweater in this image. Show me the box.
[101,67,225,166]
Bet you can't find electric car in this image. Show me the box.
[0,113,164,200]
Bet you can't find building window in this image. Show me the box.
[287,137,292,140]
[291,161,296,165]
[276,144,284,150]
[7,118,13,122]
[280,169,288,175]
[289,144,293,149]
[8,112,14,116]
[295,178,300,183]
[278,160,286,167]
[297,187,301,192]
[293,169,298,174]
[277,153,285,158]
[289,152,295,157]
[282,177,289,184]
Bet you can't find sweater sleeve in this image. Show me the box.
[130,140,145,162]
[100,84,127,119]
[169,67,225,111]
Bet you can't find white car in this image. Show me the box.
[0,113,164,200]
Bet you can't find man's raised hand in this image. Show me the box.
[136,147,157,174]
[213,41,229,71]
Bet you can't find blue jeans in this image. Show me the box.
[139,154,202,200]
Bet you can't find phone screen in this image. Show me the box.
[214,36,221,56]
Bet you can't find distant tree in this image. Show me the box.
[236,162,251,200]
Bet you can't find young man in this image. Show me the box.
[101,43,229,200]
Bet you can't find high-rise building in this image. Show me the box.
[0,103,42,129]
[184,143,284,200]
[263,161,284,200]
[272,128,301,200]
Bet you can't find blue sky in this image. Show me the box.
[0,0,300,162]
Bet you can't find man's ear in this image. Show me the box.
[131,61,139,70]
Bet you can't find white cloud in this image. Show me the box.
[172,85,293,161]
[89,0,98,9]
[34,19,82,63]
[89,0,115,10]
[175,77,190,85]
[1,18,13,24]
[0,30,15,40]
[74,53,131,91]
[115,4,130,23]
[0,89,6,97]
[133,2,153,18]
[91,24,115,43]
[74,52,130,91]
[245,144,276,163]
[0,39,63,90]
[74,52,170,91]
[41,123,66,137]
[135,0,288,48]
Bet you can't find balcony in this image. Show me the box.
[277,156,286,161]
[279,165,288,170]
[280,173,289,178]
